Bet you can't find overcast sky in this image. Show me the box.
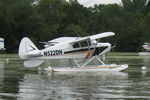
[68,0,122,7]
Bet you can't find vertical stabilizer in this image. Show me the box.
[19,37,40,59]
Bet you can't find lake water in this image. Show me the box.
[0,53,150,100]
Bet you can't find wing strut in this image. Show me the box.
[73,55,105,68]
[73,37,107,67]
[73,38,106,67]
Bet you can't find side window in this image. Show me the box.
[73,43,80,48]
[73,40,91,48]
[80,41,88,47]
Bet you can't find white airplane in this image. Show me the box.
[142,43,150,50]
[18,32,128,72]
[19,32,114,66]
[139,43,150,55]
[0,38,5,50]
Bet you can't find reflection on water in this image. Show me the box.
[18,72,128,100]
[0,60,4,92]
[0,54,150,99]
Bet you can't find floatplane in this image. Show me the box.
[0,38,5,50]
[139,43,150,55]
[18,32,128,72]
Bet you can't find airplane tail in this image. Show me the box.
[19,37,40,59]
[18,37,44,67]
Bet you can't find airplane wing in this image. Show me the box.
[69,32,115,44]
[69,37,90,44]
[144,43,150,45]
[89,32,115,40]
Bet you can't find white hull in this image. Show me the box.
[139,52,150,55]
[45,64,128,72]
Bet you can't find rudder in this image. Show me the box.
[18,37,40,59]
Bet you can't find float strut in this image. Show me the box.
[73,59,81,67]
[81,56,95,67]
[95,56,105,65]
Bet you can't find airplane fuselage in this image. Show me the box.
[19,32,115,60]
[26,39,111,60]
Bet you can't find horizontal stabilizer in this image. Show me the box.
[24,60,45,67]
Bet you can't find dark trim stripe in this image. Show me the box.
[64,48,94,54]
[64,47,108,56]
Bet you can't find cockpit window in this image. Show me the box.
[80,41,88,47]
[72,40,91,48]
[73,43,80,48]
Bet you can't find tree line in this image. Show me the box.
[0,0,150,53]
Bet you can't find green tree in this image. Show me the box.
[63,24,85,36]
